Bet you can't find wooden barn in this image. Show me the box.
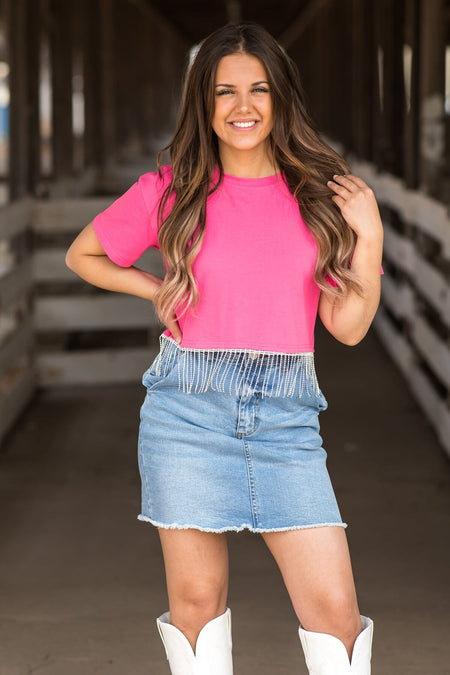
[0,2,449,674]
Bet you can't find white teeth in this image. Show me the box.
[232,121,256,128]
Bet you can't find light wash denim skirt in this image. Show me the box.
[137,334,346,533]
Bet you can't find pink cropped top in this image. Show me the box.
[93,165,323,353]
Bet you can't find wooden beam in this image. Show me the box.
[278,0,331,49]
[37,346,157,386]
[34,294,160,331]
[32,197,116,232]
[33,245,165,282]
[127,0,193,44]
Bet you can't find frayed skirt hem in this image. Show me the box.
[137,514,348,533]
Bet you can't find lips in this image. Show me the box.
[228,120,259,129]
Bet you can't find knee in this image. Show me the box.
[304,590,361,640]
[326,592,361,637]
[170,576,228,627]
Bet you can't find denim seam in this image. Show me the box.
[242,439,260,528]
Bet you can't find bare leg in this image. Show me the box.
[158,528,229,652]
[262,526,362,660]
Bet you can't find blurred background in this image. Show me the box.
[0,1,449,674]
[0,0,448,455]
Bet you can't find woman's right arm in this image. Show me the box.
[65,223,183,342]
[65,222,163,301]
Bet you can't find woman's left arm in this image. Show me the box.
[318,174,384,346]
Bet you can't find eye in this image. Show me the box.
[216,89,234,96]
[252,87,270,93]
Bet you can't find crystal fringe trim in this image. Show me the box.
[152,333,321,399]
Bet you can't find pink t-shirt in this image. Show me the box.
[92,165,356,353]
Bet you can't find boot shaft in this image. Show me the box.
[298,615,374,675]
[156,608,233,675]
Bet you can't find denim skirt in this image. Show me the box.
[137,334,346,533]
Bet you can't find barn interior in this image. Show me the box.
[0,1,449,673]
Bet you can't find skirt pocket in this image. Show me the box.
[142,340,182,392]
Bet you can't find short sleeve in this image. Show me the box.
[92,167,173,267]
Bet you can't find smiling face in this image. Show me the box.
[212,52,274,168]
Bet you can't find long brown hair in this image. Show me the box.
[152,22,361,326]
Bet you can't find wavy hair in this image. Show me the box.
[152,22,361,326]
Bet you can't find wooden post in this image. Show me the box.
[113,0,140,157]
[25,0,41,194]
[372,0,404,175]
[403,0,421,190]
[82,0,102,168]
[418,0,446,197]
[8,0,28,200]
[98,0,116,166]
[49,0,73,178]
[351,0,375,161]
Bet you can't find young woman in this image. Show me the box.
[66,22,383,675]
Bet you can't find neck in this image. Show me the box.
[218,145,278,178]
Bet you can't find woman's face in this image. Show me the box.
[212,53,273,162]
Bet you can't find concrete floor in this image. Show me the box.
[1,326,449,675]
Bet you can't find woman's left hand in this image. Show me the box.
[327,174,383,241]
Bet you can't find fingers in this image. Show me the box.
[334,174,369,189]
[329,194,346,210]
[327,173,371,193]
[166,315,183,344]
[327,174,373,208]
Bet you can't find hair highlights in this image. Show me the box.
[152,22,361,327]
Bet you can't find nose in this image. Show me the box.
[235,91,251,113]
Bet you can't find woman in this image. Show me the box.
[66,22,383,675]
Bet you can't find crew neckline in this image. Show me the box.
[214,166,283,187]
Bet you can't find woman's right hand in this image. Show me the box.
[163,310,183,345]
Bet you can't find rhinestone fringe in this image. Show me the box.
[152,333,321,399]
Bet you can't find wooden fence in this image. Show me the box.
[0,163,165,444]
[345,151,450,458]
[0,199,35,442]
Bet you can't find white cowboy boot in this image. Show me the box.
[156,607,233,674]
[298,615,373,674]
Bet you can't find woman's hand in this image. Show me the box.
[327,174,383,242]
[319,173,384,346]
[162,309,183,344]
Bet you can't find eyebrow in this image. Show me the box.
[215,80,270,87]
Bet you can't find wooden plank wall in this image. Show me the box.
[0,200,35,442]
[32,187,165,387]
[290,0,449,457]
[0,0,189,445]
[344,155,450,457]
